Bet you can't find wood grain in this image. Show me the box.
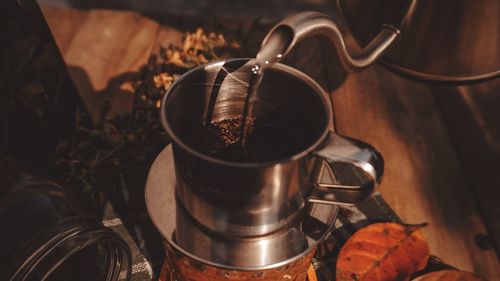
[433,79,500,256]
[330,65,500,278]
[40,6,500,279]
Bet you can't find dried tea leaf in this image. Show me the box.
[412,270,487,281]
[336,222,430,281]
[165,50,185,67]
[153,73,175,90]
[53,26,241,212]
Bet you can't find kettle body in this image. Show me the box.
[339,0,500,82]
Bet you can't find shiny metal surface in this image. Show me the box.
[339,0,500,82]
[263,11,400,73]
[160,58,383,237]
[309,133,384,205]
[145,145,337,270]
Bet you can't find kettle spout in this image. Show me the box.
[261,11,400,72]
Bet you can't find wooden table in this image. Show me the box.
[41,6,500,280]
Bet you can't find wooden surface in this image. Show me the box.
[331,68,500,278]
[41,6,500,280]
[433,80,500,258]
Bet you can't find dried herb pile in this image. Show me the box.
[53,28,241,208]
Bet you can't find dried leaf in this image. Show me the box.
[336,222,430,281]
[412,270,486,281]
[166,50,185,67]
[197,53,209,64]
[153,73,175,90]
[182,33,192,52]
[307,265,318,281]
[53,26,241,211]
[195,27,203,39]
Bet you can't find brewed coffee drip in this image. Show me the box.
[240,27,292,146]
[197,27,293,161]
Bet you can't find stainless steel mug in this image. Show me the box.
[145,145,336,280]
[160,58,383,237]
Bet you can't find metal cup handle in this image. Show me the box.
[307,132,384,205]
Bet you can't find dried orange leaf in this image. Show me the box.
[413,270,487,281]
[336,222,430,281]
[307,265,318,281]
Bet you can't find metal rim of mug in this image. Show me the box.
[160,58,333,168]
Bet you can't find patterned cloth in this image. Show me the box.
[101,203,157,281]
[102,192,401,281]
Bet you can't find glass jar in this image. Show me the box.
[0,156,132,281]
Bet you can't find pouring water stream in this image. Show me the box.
[239,27,292,147]
[205,27,293,149]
